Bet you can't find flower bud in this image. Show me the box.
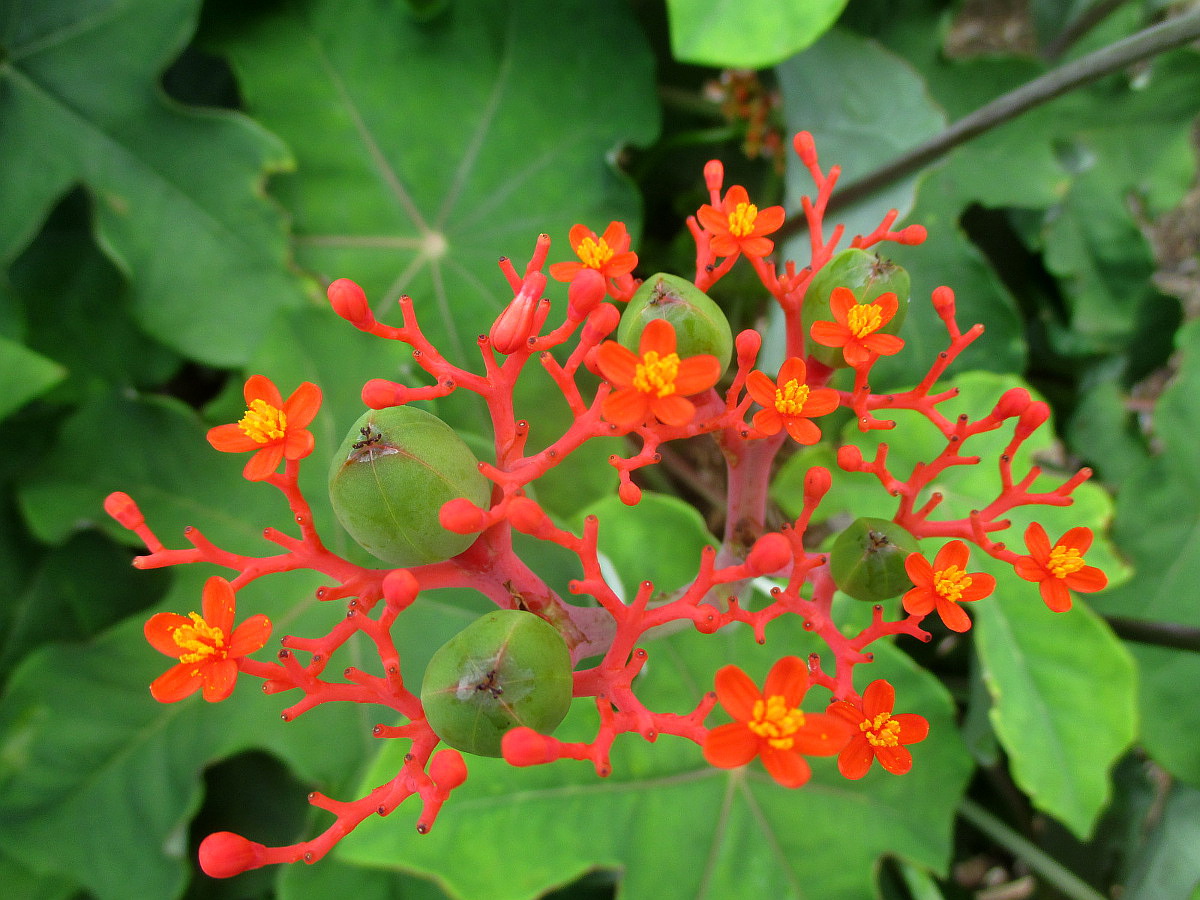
[793,131,818,167]
[836,445,864,470]
[502,727,559,766]
[328,278,375,329]
[1016,401,1051,438]
[104,491,144,529]
[329,406,491,566]
[382,568,420,609]
[508,496,548,535]
[489,272,547,354]
[993,387,1032,419]
[703,159,724,193]
[829,518,920,603]
[421,610,573,757]
[429,748,469,791]
[618,273,733,374]
[198,831,266,879]
[931,286,956,318]
[567,268,607,319]
[735,328,762,366]
[362,378,402,409]
[805,465,833,502]
[746,532,792,575]
[439,497,488,534]
[895,224,927,245]
[582,302,620,345]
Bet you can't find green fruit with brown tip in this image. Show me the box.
[803,249,910,368]
[618,273,733,374]
[829,517,920,603]
[421,610,573,757]
[329,406,490,566]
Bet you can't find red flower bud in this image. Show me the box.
[508,496,548,535]
[362,379,401,409]
[837,445,864,471]
[895,224,926,245]
[1016,401,1051,438]
[198,831,266,879]
[735,328,762,366]
[567,268,607,319]
[582,301,621,345]
[489,272,547,354]
[746,532,792,575]
[931,286,956,318]
[502,726,559,766]
[328,278,375,329]
[104,491,144,529]
[703,159,724,193]
[439,497,487,534]
[805,465,833,500]
[619,481,642,505]
[793,131,818,167]
[429,748,469,791]
[993,387,1032,419]
[382,568,420,609]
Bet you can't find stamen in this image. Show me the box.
[577,237,614,269]
[632,350,681,398]
[774,379,810,416]
[727,202,759,237]
[172,612,226,665]
[238,399,287,444]
[1047,545,1085,579]
[934,565,972,603]
[747,695,807,750]
[846,303,884,338]
[862,713,901,747]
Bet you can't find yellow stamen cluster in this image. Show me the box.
[576,236,614,269]
[727,202,759,237]
[934,565,972,602]
[748,695,806,750]
[861,712,902,748]
[774,379,811,416]
[238,399,287,444]
[1047,545,1085,579]
[846,303,884,338]
[632,350,681,398]
[172,612,227,665]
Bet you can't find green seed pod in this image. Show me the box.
[329,406,490,566]
[829,517,920,603]
[421,610,573,757]
[803,249,910,368]
[618,273,733,374]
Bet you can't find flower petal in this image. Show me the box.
[801,388,840,417]
[650,394,696,427]
[937,597,973,632]
[782,416,821,445]
[764,656,809,707]
[145,613,192,657]
[1023,522,1051,560]
[673,355,722,396]
[283,428,315,461]
[638,317,676,356]
[229,614,273,658]
[760,746,812,789]
[778,357,808,385]
[1065,565,1108,594]
[738,236,774,258]
[791,712,852,756]
[1039,578,1073,612]
[959,572,996,602]
[713,664,760,720]
[200,658,238,702]
[242,445,284,481]
[207,423,259,454]
[201,576,237,635]
[594,341,639,387]
[1014,555,1046,582]
[902,586,936,617]
[862,680,895,718]
[874,744,914,776]
[863,333,904,356]
[746,370,779,408]
[150,663,202,703]
[243,374,282,409]
[283,381,322,428]
[838,735,875,780]
[601,388,649,426]
[828,287,857,325]
[549,260,584,282]
[1058,526,1094,554]
[935,540,971,572]
[751,407,782,435]
[702,722,758,768]
[892,713,930,744]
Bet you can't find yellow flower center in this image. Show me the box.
[774,378,810,416]
[238,399,287,444]
[846,303,884,339]
[861,712,902,748]
[632,350,681,398]
[748,695,806,750]
[172,612,227,666]
[576,236,614,269]
[934,565,972,603]
[1047,545,1085,579]
[727,202,759,237]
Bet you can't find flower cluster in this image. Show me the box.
[105,131,1106,879]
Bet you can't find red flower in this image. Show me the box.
[703,656,852,788]
[1014,523,1107,612]
[144,576,272,703]
[697,185,786,258]
[207,375,322,480]
[902,541,995,632]
[746,356,839,444]
[594,318,721,427]
[828,680,929,779]
[809,287,905,367]
[549,222,638,282]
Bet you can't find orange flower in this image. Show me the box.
[809,287,905,367]
[703,656,852,788]
[144,576,272,703]
[746,356,839,444]
[1014,523,1107,612]
[828,680,929,779]
[207,375,322,480]
[549,222,638,282]
[696,185,785,258]
[902,541,995,632]
[594,318,721,427]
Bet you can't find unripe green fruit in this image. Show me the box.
[329,406,490,566]
[421,610,573,757]
[804,249,910,368]
[618,273,733,374]
[829,517,920,603]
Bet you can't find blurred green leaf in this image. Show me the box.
[0,335,65,421]
[279,854,449,900]
[0,0,305,366]
[1122,780,1200,900]
[341,622,971,900]
[1095,319,1200,786]
[209,0,658,375]
[666,0,849,68]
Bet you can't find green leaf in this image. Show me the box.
[665,0,849,68]
[340,622,971,899]
[1096,319,1200,786]
[16,390,290,548]
[0,0,305,366]
[572,491,717,602]
[778,28,948,245]
[0,334,65,421]
[279,854,450,900]
[1122,781,1200,900]
[210,0,658,371]
[973,591,1137,839]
